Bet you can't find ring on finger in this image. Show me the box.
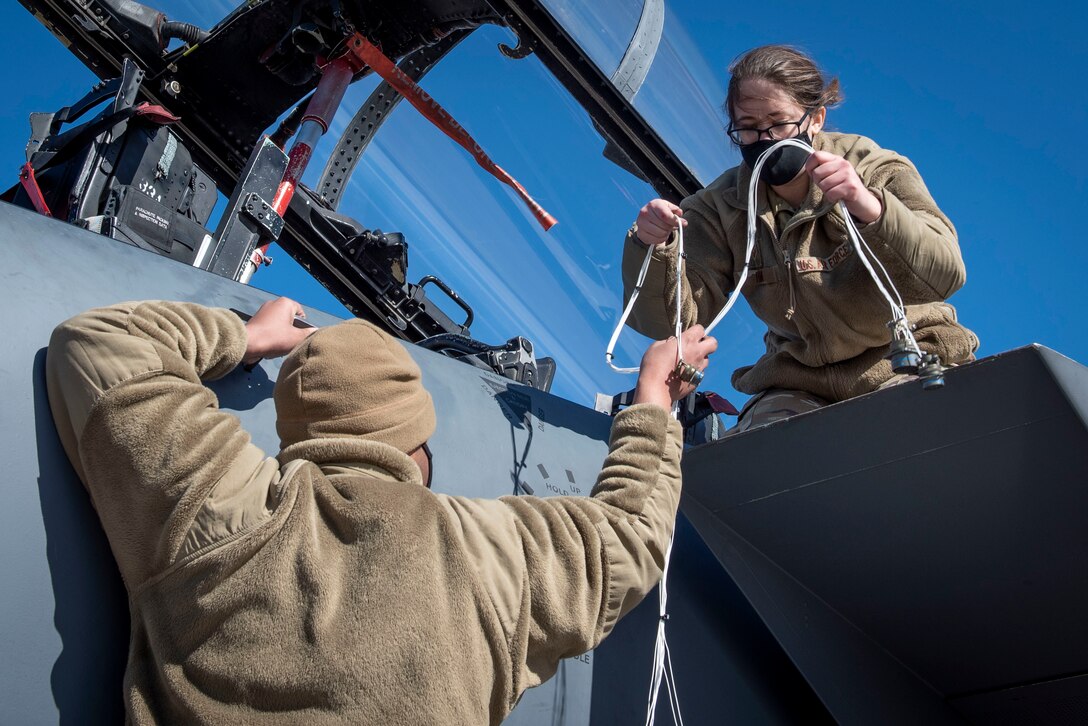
[673,359,694,380]
[673,359,702,384]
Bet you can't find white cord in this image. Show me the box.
[840,204,903,318]
[832,167,921,354]
[674,220,685,353]
[671,223,686,419]
[605,218,687,419]
[700,137,921,356]
[607,138,920,353]
[655,223,684,721]
[645,533,684,726]
[603,208,687,726]
[607,138,925,726]
[607,140,787,350]
[606,243,655,374]
[702,139,771,334]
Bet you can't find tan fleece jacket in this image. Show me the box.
[622,132,979,402]
[46,301,683,725]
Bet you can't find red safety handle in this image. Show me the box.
[346,35,557,231]
[18,163,52,217]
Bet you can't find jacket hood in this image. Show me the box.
[277,436,425,487]
[274,319,437,455]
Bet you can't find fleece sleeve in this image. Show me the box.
[442,403,682,708]
[46,301,278,591]
[860,156,966,301]
[620,197,737,339]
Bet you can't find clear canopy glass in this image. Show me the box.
[539,0,734,184]
[225,0,764,408]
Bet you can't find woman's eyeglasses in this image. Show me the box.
[727,109,812,145]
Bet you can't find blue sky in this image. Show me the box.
[2,1,1086,409]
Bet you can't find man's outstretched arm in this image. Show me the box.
[46,298,312,590]
[444,327,716,710]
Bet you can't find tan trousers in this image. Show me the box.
[728,374,918,435]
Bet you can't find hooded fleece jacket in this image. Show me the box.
[45,300,683,725]
[622,132,979,403]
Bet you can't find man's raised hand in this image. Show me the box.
[243,297,316,365]
[633,325,717,410]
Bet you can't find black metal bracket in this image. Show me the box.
[241,192,284,239]
[418,275,473,328]
[418,332,555,390]
[202,136,288,279]
[279,184,474,341]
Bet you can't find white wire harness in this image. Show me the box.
[605,219,688,725]
[739,139,922,355]
[606,218,687,377]
[608,138,924,356]
[645,533,684,726]
[604,136,929,724]
[609,134,940,722]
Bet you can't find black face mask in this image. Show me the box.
[739,133,812,186]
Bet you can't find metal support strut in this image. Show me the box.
[242,48,365,282]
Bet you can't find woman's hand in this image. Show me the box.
[243,297,316,365]
[634,198,688,247]
[633,325,717,410]
[805,151,883,224]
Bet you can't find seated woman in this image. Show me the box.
[622,44,978,432]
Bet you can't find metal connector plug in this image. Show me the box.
[918,353,945,390]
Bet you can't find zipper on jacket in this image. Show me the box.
[775,204,836,321]
[781,248,796,320]
[759,214,797,321]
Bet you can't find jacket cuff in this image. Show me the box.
[627,225,677,261]
[849,186,886,231]
[591,402,682,518]
[209,308,250,378]
[610,403,679,451]
[627,224,650,249]
[858,186,911,250]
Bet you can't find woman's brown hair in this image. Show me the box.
[725,45,843,125]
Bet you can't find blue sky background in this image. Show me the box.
[2,0,1086,409]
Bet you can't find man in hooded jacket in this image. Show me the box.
[46,296,715,724]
